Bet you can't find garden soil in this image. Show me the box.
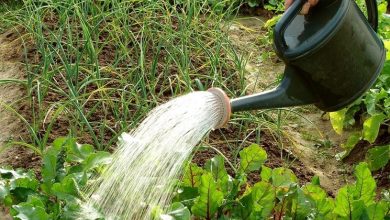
[0,29,40,220]
[0,15,388,219]
[0,29,41,169]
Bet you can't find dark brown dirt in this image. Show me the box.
[374,163,390,194]
[343,126,390,164]
[343,126,390,193]
[166,0,276,18]
[0,28,41,172]
[0,27,34,220]
[238,5,276,19]
[0,147,41,177]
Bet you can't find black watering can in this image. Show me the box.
[229,0,386,113]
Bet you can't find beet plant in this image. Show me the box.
[0,137,111,219]
[162,144,390,219]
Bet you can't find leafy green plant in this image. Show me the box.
[163,144,390,219]
[177,0,285,11]
[329,1,390,170]
[263,0,285,12]
[0,137,111,219]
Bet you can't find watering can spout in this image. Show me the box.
[230,66,317,113]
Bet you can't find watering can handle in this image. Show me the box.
[365,0,378,31]
[273,0,306,53]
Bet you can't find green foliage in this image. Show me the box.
[333,163,379,219]
[330,1,390,170]
[0,0,252,152]
[0,137,111,219]
[302,184,334,218]
[166,144,390,219]
[1,0,388,219]
[191,173,224,218]
[11,195,51,220]
[0,0,23,32]
[177,0,285,12]
[182,163,204,188]
[239,144,267,173]
[263,0,285,12]
[354,163,376,205]
[362,113,387,143]
[329,109,348,135]
[366,145,390,171]
[161,202,191,220]
[241,0,285,11]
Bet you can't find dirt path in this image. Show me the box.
[226,16,354,195]
[283,108,355,195]
[0,30,25,145]
[0,30,40,171]
[226,16,284,93]
[0,29,28,220]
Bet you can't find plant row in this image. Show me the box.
[1,138,389,219]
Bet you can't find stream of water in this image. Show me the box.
[78,91,225,219]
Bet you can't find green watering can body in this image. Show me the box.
[231,0,386,112]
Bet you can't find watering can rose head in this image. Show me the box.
[207,88,231,129]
